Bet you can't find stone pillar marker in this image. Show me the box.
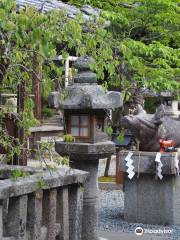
[55,56,123,240]
[121,151,180,225]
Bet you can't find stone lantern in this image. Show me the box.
[161,91,180,119]
[55,56,123,240]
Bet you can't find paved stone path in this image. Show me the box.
[99,231,170,240]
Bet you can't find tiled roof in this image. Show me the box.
[16,0,100,20]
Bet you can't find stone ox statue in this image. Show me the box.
[122,105,180,152]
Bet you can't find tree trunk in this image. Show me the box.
[33,51,42,121]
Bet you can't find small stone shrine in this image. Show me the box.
[55,56,123,240]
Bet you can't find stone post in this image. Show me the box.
[69,184,84,240]
[121,151,180,225]
[5,195,28,240]
[70,158,99,240]
[57,187,69,240]
[27,190,44,240]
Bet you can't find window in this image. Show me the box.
[70,115,89,137]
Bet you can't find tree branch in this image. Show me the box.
[8,64,42,82]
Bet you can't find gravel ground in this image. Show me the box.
[98,190,180,240]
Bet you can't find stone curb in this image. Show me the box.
[98,182,123,191]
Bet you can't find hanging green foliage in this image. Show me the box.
[0,0,180,161]
[68,0,180,98]
[0,0,116,161]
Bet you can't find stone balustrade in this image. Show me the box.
[0,164,88,240]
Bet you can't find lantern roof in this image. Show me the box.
[62,56,123,110]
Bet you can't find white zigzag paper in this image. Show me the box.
[125,152,135,180]
[174,152,179,176]
[155,152,163,180]
[128,171,135,179]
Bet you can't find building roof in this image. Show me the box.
[16,0,100,20]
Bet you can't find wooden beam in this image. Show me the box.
[33,51,42,121]
[17,80,28,166]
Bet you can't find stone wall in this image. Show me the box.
[0,164,88,240]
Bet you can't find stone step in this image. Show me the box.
[41,115,62,126]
